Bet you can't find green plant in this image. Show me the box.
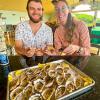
[73,13,94,26]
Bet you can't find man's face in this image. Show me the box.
[55,1,69,25]
[27,1,43,23]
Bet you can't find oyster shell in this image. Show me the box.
[20,71,28,87]
[74,76,84,89]
[42,88,54,100]
[55,85,66,99]
[26,69,35,81]
[14,92,25,100]
[48,70,55,78]
[43,64,50,72]
[34,79,44,92]
[10,86,24,100]
[55,66,63,76]
[29,94,43,100]
[9,76,20,91]
[44,75,54,87]
[23,83,33,99]
[65,81,75,93]
[33,68,42,76]
[64,73,71,81]
[56,75,65,85]
[63,67,69,73]
[49,63,58,70]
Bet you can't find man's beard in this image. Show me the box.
[28,13,43,23]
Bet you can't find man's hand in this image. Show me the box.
[25,47,36,57]
[63,44,79,55]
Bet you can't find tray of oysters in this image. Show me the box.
[7,60,95,100]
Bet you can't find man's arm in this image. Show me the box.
[15,40,27,56]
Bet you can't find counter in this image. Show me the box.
[0,56,100,100]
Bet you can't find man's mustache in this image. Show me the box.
[32,14,42,17]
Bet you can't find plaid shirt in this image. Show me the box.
[54,19,91,56]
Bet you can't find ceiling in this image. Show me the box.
[0,0,55,13]
[0,0,99,13]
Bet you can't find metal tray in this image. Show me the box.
[7,59,95,100]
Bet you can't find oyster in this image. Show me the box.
[33,68,42,77]
[44,75,54,87]
[14,92,25,100]
[48,70,55,78]
[55,66,63,76]
[29,94,43,100]
[34,79,44,92]
[10,86,24,100]
[63,67,70,73]
[43,64,50,72]
[55,85,66,99]
[42,88,54,100]
[36,70,47,79]
[9,76,20,91]
[23,83,33,99]
[26,69,35,81]
[64,73,71,81]
[56,75,65,85]
[65,81,75,93]
[49,63,58,70]
[20,71,28,87]
[74,76,84,89]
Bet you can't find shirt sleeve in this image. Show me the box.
[46,27,53,45]
[54,29,62,50]
[15,23,23,40]
[78,21,91,56]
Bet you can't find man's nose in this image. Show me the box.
[33,9,39,14]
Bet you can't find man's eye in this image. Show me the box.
[37,8,42,11]
[30,7,35,10]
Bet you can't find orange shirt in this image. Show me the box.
[54,19,91,56]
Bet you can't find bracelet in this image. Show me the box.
[77,47,81,54]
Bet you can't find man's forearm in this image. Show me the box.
[15,47,26,56]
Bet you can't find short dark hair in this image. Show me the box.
[26,0,42,10]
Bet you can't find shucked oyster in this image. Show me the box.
[56,75,65,85]
[23,82,33,99]
[49,63,58,70]
[64,73,71,81]
[9,76,20,91]
[34,79,44,92]
[29,94,43,100]
[63,67,70,73]
[10,86,24,100]
[43,64,50,72]
[44,75,54,87]
[36,70,47,79]
[19,71,28,87]
[48,70,55,78]
[65,81,75,93]
[55,85,66,99]
[42,88,54,100]
[55,66,63,76]
[33,68,42,77]
[26,69,35,81]
[14,92,25,100]
[74,76,84,89]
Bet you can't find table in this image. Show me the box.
[0,56,100,100]
[91,27,100,44]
